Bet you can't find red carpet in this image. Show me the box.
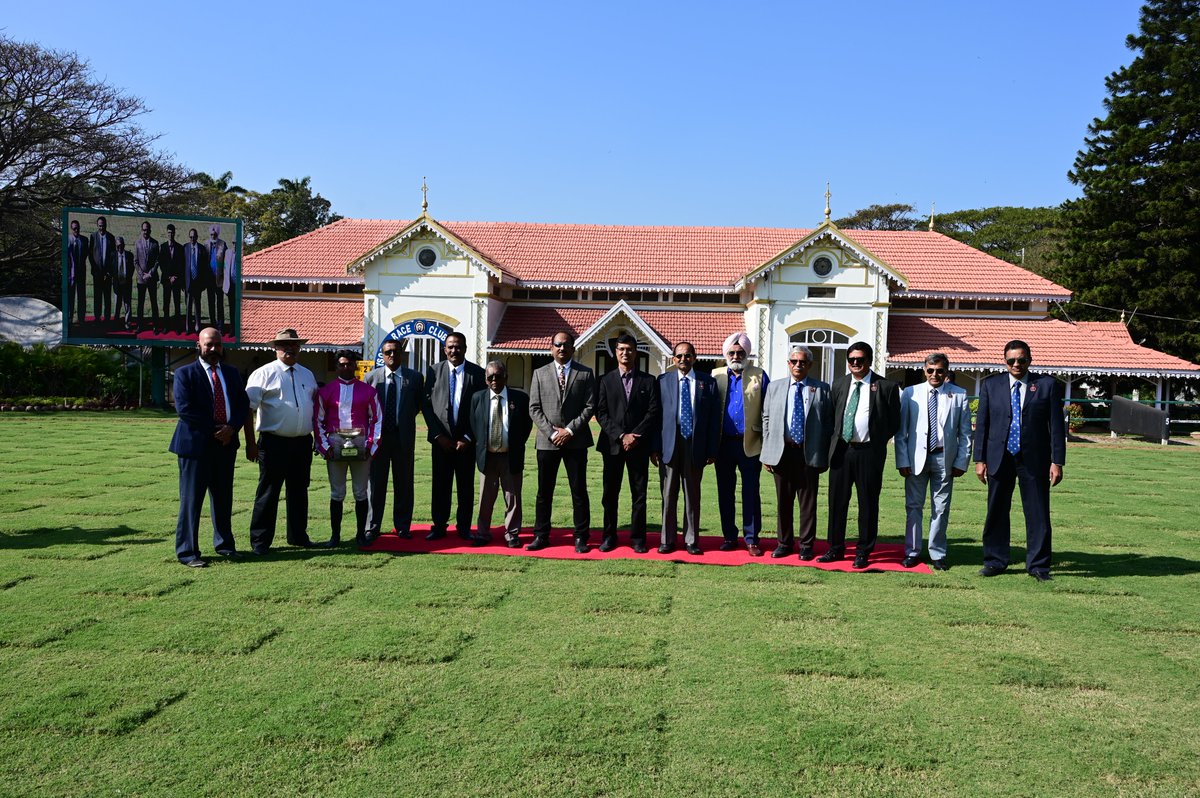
[362,525,931,573]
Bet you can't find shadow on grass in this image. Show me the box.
[0,525,160,551]
[916,536,1200,579]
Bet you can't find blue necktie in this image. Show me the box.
[1007,382,1021,455]
[680,377,693,439]
[789,381,805,444]
[928,388,940,450]
[449,366,458,424]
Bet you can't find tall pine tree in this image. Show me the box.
[1054,0,1200,361]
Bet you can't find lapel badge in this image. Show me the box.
[870,383,877,392]
[1029,384,1037,393]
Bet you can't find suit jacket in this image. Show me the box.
[828,371,901,458]
[471,388,533,473]
[134,235,159,285]
[895,381,972,475]
[88,231,116,279]
[423,359,486,442]
[528,360,596,450]
[169,359,248,458]
[973,371,1066,476]
[595,368,660,455]
[714,365,767,457]
[184,242,211,292]
[364,365,424,453]
[159,239,185,284]
[760,377,833,468]
[113,250,134,289]
[66,234,90,287]
[653,369,720,467]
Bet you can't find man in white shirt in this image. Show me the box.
[243,328,320,554]
[468,361,532,546]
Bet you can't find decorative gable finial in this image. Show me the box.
[928,201,936,232]
[421,176,429,215]
[824,182,831,223]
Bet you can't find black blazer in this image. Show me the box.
[828,371,901,457]
[159,239,185,283]
[364,365,423,453]
[423,359,486,442]
[595,369,660,455]
[471,388,533,473]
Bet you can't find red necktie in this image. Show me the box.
[211,366,227,425]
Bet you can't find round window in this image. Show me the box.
[417,247,437,269]
[813,256,833,276]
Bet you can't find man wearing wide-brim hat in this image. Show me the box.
[243,328,321,553]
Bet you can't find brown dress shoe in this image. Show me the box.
[746,544,763,557]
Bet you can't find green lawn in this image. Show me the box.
[0,412,1197,797]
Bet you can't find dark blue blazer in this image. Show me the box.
[653,370,720,467]
[169,359,248,458]
[973,371,1066,476]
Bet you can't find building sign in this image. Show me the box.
[373,318,455,366]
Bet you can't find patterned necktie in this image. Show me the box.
[449,365,458,423]
[189,246,198,280]
[622,371,632,400]
[680,377,693,439]
[842,381,862,443]
[211,366,227,425]
[928,388,940,450]
[789,381,805,444]
[489,394,504,451]
[384,373,398,432]
[1007,382,1022,455]
[558,365,567,394]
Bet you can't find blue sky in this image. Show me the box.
[7,0,1143,226]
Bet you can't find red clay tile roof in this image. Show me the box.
[239,297,363,348]
[244,218,1068,299]
[846,230,1070,300]
[887,316,1200,377]
[491,306,746,356]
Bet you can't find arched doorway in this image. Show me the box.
[374,318,455,374]
[790,328,852,384]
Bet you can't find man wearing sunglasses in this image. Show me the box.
[713,332,769,556]
[974,340,1065,582]
[895,353,972,570]
[822,341,901,569]
[364,339,424,544]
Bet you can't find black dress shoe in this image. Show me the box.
[574,541,589,554]
[457,530,474,541]
[632,543,649,554]
[657,544,674,554]
[1029,570,1052,582]
[931,559,949,571]
[978,565,1007,577]
[852,553,869,569]
[902,555,921,568]
[598,539,617,553]
[361,532,378,547]
[182,558,207,568]
[323,539,341,549]
[817,550,843,563]
[686,544,703,556]
[718,540,737,552]
[395,529,412,540]
[771,545,793,559]
[250,547,270,556]
[505,538,522,549]
[469,535,491,547]
[525,538,549,551]
[426,530,446,541]
[215,549,243,559]
[798,548,815,561]
[289,538,317,548]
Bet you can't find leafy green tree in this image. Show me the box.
[1055,0,1200,361]
[244,176,342,251]
[190,170,253,221]
[936,206,1063,276]
[834,203,921,231]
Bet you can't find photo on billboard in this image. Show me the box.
[61,207,243,347]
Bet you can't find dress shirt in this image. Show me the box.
[1007,375,1028,410]
[201,360,229,408]
[724,370,745,435]
[449,362,465,420]
[845,372,872,443]
[784,378,812,425]
[676,372,697,425]
[246,359,318,437]
[486,388,510,452]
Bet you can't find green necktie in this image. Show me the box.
[842,381,862,443]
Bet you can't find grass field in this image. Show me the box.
[0,411,1198,797]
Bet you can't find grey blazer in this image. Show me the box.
[528,361,596,450]
[760,377,833,469]
[364,365,423,453]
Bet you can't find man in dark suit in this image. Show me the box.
[169,327,248,567]
[208,224,230,332]
[183,229,210,334]
[134,220,160,333]
[974,340,1066,582]
[651,342,720,555]
[595,334,660,553]
[88,216,116,323]
[822,340,901,569]
[159,224,186,332]
[468,361,533,546]
[760,344,834,559]
[364,338,424,544]
[65,219,90,326]
[112,237,134,329]
[423,331,486,541]
[527,331,596,552]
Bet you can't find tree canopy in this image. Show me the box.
[1054,0,1200,361]
[243,177,342,252]
[833,203,922,231]
[935,206,1063,276]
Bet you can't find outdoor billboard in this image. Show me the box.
[61,207,242,346]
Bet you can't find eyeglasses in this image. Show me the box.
[674,353,695,360]
[1006,357,1031,366]
[552,341,570,348]
[925,368,947,375]
[788,359,811,366]
[847,357,868,365]
[484,374,504,382]
[382,350,399,357]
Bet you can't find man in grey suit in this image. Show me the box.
[469,361,533,547]
[528,331,596,552]
[364,339,424,545]
[423,331,486,541]
[760,344,833,559]
[895,353,972,570]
